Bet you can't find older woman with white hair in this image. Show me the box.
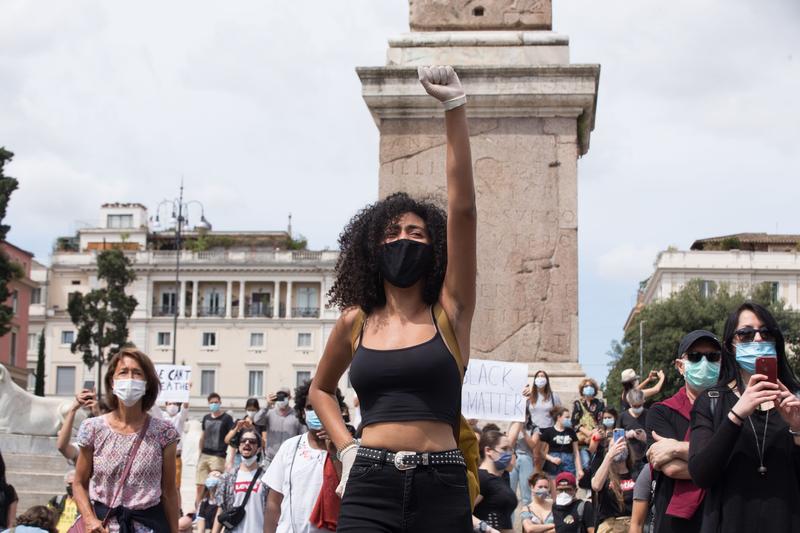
[618,389,648,433]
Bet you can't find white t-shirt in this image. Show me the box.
[164,407,190,452]
[230,468,265,533]
[263,433,327,533]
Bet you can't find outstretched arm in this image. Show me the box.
[418,66,477,365]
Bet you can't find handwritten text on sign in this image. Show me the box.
[462,359,527,422]
[156,364,192,403]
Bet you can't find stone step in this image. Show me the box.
[5,453,72,473]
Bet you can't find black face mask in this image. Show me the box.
[66,485,73,498]
[380,239,434,289]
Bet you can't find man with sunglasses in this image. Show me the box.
[643,330,722,533]
[212,429,266,533]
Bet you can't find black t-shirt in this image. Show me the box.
[0,484,18,529]
[197,498,218,530]
[619,408,648,432]
[475,469,517,529]
[595,469,637,523]
[646,403,703,533]
[554,499,595,533]
[201,412,235,457]
[541,426,579,454]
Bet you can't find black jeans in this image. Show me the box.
[337,449,473,532]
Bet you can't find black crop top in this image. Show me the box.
[349,307,462,434]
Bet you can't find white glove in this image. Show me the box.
[335,445,358,498]
[418,65,467,110]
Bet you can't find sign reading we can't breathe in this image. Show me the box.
[155,364,192,403]
[461,359,528,422]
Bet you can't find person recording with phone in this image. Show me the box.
[689,302,800,532]
[254,388,303,469]
[590,435,638,533]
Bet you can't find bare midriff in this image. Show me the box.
[360,420,457,452]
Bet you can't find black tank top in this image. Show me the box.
[349,307,462,434]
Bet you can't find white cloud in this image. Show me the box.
[595,244,662,283]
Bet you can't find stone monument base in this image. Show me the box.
[0,433,71,511]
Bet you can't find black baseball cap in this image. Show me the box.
[677,330,721,357]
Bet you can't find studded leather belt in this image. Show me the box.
[356,446,466,471]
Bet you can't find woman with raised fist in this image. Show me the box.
[310,65,477,532]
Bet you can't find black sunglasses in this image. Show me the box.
[686,351,722,363]
[240,438,259,445]
[734,327,774,343]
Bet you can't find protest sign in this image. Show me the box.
[462,358,528,422]
[156,364,192,403]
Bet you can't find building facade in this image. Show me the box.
[32,203,343,406]
[0,242,36,388]
[626,233,800,328]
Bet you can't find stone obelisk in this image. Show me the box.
[357,1,599,399]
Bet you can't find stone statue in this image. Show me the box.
[0,364,87,436]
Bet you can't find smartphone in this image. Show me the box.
[83,380,95,391]
[613,428,626,443]
[756,356,778,384]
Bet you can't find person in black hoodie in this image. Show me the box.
[689,302,800,533]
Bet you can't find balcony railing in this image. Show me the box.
[246,303,274,318]
[198,305,226,318]
[292,306,320,318]
[153,304,177,317]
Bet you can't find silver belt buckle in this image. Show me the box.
[393,451,417,471]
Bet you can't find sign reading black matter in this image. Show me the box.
[461,359,528,422]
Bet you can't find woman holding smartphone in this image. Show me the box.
[689,302,800,532]
[310,65,477,532]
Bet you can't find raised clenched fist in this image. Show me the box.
[418,65,467,110]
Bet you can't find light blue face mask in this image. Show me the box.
[735,342,777,374]
[305,409,323,430]
[562,418,572,429]
[684,357,721,390]
[582,386,596,397]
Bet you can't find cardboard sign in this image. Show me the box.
[156,364,192,403]
[462,359,527,422]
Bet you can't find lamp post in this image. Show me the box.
[153,184,211,364]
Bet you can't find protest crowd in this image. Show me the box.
[2,67,800,533]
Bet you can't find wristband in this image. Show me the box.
[443,94,467,111]
[789,428,800,436]
[730,409,745,422]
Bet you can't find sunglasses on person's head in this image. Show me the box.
[734,326,774,343]
[240,438,259,445]
[686,351,722,363]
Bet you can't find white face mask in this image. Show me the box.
[165,404,179,416]
[276,399,289,409]
[534,377,548,389]
[113,379,147,407]
[241,455,258,467]
[246,410,258,418]
[556,492,574,506]
[631,406,645,415]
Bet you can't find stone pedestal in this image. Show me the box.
[357,1,599,401]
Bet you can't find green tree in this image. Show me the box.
[68,249,138,396]
[0,147,20,337]
[604,279,800,407]
[34,329,45,396]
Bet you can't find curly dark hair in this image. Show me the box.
[294,380,346,425]
[327,192,448,313]
[16,505,57,533]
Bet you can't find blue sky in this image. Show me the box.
[1,1,798,384]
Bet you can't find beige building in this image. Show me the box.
[626,233,800,328]
[29,203,342,406]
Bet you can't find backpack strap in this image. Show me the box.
[576,499,586,529]
[350,309,367,353]
[433,302,466,379]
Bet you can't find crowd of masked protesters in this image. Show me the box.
[2,300,799,533]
